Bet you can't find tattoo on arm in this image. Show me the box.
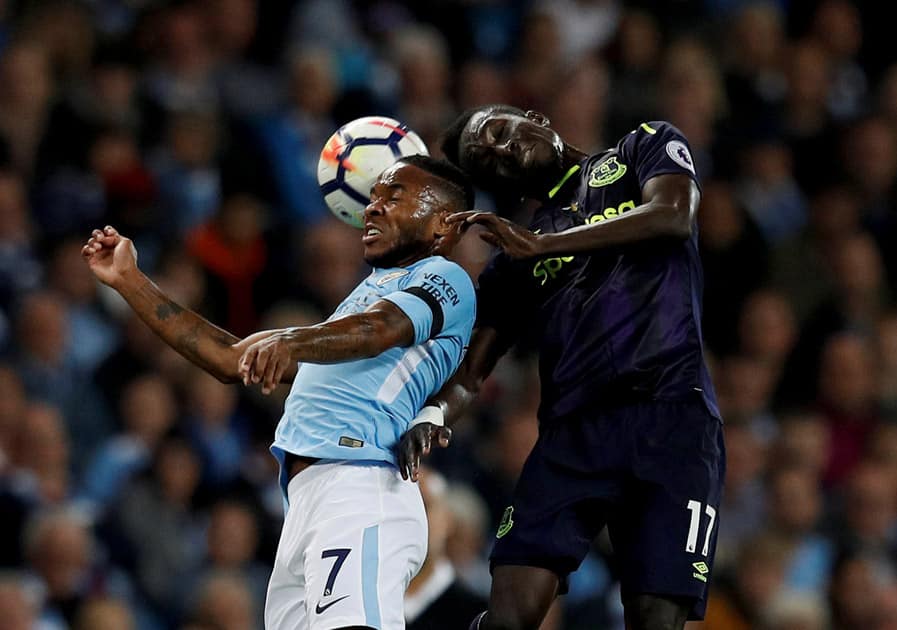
[119,275,242,380]
[156,300,184,321]
[177,323,202,364]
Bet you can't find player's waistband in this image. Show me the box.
[284,452,321,481]
[541,390,720,425]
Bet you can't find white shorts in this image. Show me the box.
[264,460,428,630]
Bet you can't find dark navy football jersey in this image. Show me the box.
[477,121,721,422]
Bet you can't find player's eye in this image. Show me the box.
[494,122,509,142]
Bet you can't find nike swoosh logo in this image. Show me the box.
[315,595,349,614]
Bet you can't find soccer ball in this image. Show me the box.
[317,116,429,228]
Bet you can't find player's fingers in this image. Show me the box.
[263,355,283,394]
[420,427,432,457]
[401,438,417,481]
[410,442,424,482]
[446,210,478,223]
[103,225,119,236]
[478,231,500,246]
[398,445,409,480]
[465,212,496,225]
[409,454,418,481]
[398,434,413,480]
[239,347,258,386]
[271,360,288,391]
[251,348,269,384]
[437,426,452,448]
[261,355,277,393]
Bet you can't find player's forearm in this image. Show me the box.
[275,312,412,364]
[539,201,692,256]
[115,270,242,382]
[428,377,481,427]
[427,326,506,426]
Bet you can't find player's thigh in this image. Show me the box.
[623,594,691,630]
[482,565,559,630]
[487,434,619,629]
[300,462,428,630]
[609,406,724,621]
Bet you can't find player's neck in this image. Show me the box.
[564,143,588,163]
[533,147,588,202]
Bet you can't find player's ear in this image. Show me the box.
[432,208,464,256]
[526,110,550,127]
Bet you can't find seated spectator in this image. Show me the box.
[79,373,178,513]
[189,571,258,630]
[405,467,487,629]
[765,465,834,594]
[73,596,136,630]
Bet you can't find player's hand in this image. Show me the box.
[238,330,295,395]
[447,211,544,259]
[81,225,139,289]
[397,422,452,482]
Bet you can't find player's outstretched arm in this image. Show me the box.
[398,326,509,481]
[238,300,417,395]
[82,226,285,384]
[450,174,699,259]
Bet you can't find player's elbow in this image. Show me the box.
[660,203,693,240]
[357,315,409,357]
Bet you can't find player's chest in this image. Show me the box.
[524,155,640,290]
[332,271,409,316]
[547,154,641,228]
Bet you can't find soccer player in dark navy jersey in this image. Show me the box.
[398,105,725,630]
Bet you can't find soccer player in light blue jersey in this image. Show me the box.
[82,154,476,630]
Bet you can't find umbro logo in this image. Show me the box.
[692,561,709,583]
[316,594,349,614]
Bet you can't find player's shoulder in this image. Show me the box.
[406,256,476,297]
[617,121,698,177]
[410,255,470,279]
[619,121,689,148]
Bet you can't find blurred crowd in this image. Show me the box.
[2,0,897,629]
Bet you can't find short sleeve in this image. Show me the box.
[618,121,701,190]
[380,258,476,346]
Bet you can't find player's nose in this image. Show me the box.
[364,199,384,218]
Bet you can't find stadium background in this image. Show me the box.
[2,0,897,628]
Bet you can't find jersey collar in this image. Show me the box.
[547,164,582,199]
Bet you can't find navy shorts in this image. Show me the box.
[489,398,725,620]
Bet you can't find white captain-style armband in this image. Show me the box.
[408,404,445,430]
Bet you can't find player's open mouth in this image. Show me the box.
[362,226,382,244]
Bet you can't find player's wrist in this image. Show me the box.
[534,232,557,256]
[110,266,143,292]
[409,404,445,430]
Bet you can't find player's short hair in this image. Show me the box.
[397,154,475,212]
[440,104,527,167]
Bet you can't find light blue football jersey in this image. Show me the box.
[270,255,475,483]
